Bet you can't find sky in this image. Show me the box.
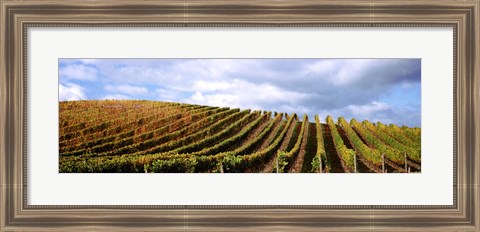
[59,59,421,127]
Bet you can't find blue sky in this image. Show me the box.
[59,59,421,127]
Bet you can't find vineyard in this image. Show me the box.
[59,100,421,173]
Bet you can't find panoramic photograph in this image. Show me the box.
[58,58,421,173]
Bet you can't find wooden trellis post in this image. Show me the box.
[276,155,279,173]
[382,153,385,173]
[319,155,323,173]
[404,153,408,173]
[353,154,357,173]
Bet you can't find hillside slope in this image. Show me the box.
[59,100,421,173]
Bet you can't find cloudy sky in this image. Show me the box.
[59,59,421,127]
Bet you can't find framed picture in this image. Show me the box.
[1,0,478,231]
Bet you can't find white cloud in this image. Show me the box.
[307,60,337,73]
[79,59,98,64]
[187,80,309,114]
[192,80,232,92]
[333,60,374,86]
[59,83,87,101]
[177,59,251,79]
[114,66,167,84]
[307,59,386,86]
[193,92,237,107]
[156,88,182,102]
[277,105,312,117]
[102,94,131,100]
[348,101,391,116]
[256,84,308,104]
[305,59,420,89]
[190,92,205,102]
[59,64,98,81]
[105,85,148,96]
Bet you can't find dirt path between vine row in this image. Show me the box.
[261,118,298,173]
[301,123,317,173]
[351,127,399,173]
[336,125,373,173]
[289,120,311,173]
[254,116,285,152]
[228,114,271,151]
[243,116,284,173]
[322,124,344,173]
